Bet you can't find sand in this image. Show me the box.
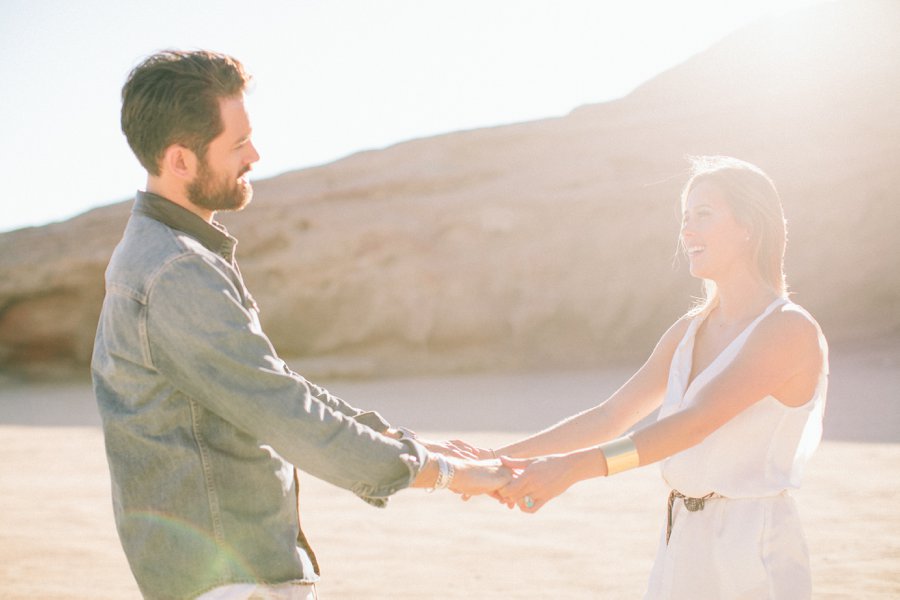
[1,350,898,598]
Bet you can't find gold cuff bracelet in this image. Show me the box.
[600,436,640,476]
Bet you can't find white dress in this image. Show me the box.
[645,298,828,599]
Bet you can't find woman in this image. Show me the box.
[465,156,828,598]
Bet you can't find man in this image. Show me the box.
[93,50,506,600]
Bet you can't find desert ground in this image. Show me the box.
[1,343,898,599]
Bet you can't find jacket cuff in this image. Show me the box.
[351,438,427,507]
[353,410,391,433]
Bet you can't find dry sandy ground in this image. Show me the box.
[1,351,898,598]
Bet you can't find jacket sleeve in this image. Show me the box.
[144,252,423,505]
[284,366,392,433]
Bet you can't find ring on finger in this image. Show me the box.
[523,495,535,509]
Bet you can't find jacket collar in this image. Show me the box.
[133,191,237,261]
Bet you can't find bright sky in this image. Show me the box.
[1,0,824,233]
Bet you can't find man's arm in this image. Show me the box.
[145,253,421,503]
[285,367,394,433]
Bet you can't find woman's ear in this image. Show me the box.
[743,224,755,244]
[161,144,199,182]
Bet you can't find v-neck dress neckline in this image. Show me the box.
[681,297,786,401]
[655,297,828,499]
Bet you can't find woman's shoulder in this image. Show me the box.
[650,313,694,360]
[752,299,828,371]
[663,313,694,342]
[767,300,824,339]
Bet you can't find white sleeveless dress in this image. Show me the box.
[644,299,828,599]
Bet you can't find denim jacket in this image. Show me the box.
[92,191,426,600]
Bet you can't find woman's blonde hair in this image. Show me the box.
[681,156,788,314]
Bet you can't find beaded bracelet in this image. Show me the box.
[429,454,455,491]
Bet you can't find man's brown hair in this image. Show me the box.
[121,50,251,175]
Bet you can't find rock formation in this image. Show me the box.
[2,0,898,379]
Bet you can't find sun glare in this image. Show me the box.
[1,0,838,233]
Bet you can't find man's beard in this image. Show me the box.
[187,159,252,213]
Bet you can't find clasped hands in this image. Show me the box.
[426,438,576,513]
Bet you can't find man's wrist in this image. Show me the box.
[411,452,438,489]
[429,454,454,491]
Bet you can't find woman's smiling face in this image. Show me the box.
[681,181,752,281]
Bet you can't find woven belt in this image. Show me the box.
[666,489,723,545]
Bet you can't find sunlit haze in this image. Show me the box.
[1,0,825,233]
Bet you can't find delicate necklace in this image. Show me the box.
[709,312,753,330]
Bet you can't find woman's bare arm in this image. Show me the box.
[496,316,692,458]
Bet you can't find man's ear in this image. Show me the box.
[160,144,199,182]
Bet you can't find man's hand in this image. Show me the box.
[447,458,512,497]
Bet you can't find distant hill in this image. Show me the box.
[2,0,898,379]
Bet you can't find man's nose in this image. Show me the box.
[246,141,260,165]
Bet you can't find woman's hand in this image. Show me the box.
[445,438,496,460]
[387,428,495,461]
[420,438,494,460]
[496,454,582,513]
